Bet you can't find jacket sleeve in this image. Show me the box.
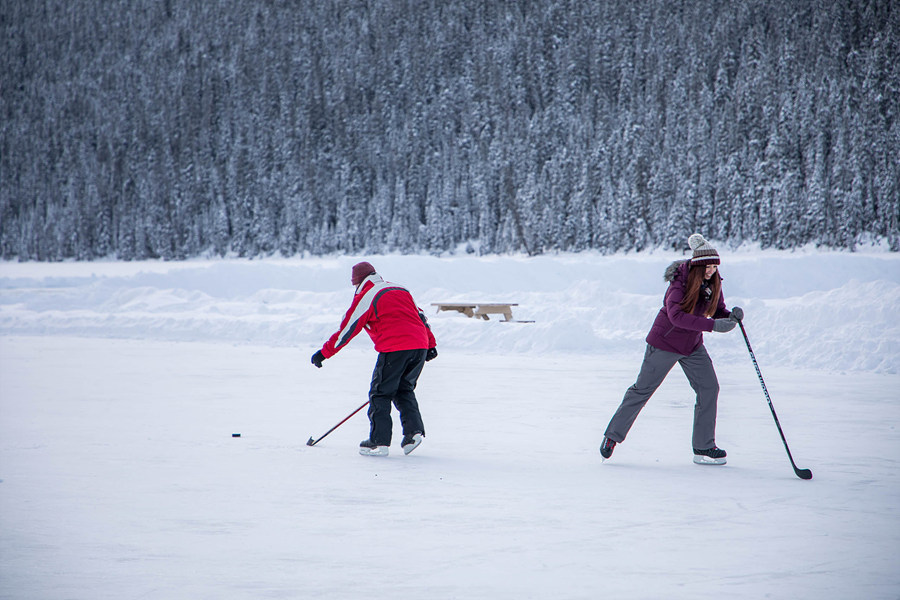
[712,291,730,319]
[418,306,437,348]
[321,292,374,358]
[664,281,715,333]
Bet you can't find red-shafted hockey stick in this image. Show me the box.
[306,401,370,447]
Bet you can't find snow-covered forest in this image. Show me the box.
[1,0,898,260]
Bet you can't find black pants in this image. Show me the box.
[367,348,427,446]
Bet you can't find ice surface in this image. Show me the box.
[1,250,898,599]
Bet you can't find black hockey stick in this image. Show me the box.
[306,401,370,446]
[738,321,813,480]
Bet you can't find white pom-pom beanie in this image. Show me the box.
[687,233,720,266]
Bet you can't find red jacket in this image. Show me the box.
[320,274,437,358]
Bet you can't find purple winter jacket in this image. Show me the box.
[645,260,731,356]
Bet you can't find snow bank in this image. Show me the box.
[1,250,898,373]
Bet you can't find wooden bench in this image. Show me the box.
[431,302,532,323]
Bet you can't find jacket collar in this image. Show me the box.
[355,273,383,294]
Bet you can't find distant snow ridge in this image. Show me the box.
[0,252,898,373]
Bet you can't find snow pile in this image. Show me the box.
[1,250,898,373]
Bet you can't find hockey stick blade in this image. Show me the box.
[795,467,813,480]
[306,436,316,446]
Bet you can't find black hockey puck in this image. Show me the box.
[232,433,241,437]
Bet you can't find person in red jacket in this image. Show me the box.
[311,261,437,456]
[599,234,743,466]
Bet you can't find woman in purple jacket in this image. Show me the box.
[600,234,744,466]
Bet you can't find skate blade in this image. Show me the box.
[693,455,726,465]
[359,447,389,457]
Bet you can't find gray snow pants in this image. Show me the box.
[604,343,720,450]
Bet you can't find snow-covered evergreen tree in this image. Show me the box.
[1,0,896,260]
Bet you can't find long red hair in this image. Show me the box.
[680,264,721,317]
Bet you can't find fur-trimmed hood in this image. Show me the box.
[663,259,689,283]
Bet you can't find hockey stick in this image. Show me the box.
[306,401,370,447]
[738,321,813,480]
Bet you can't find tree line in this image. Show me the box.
[1,0,898,260]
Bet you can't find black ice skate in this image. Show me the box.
[600,437,617,460]
[692,446,727,465]
[401,432,424,455]
[359,439,389,457]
